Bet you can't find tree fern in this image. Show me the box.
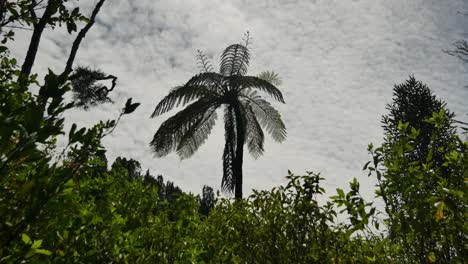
[150,34,286,198]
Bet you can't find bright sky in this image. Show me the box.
[11,0,468,200]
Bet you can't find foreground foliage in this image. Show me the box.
[0,62,465,263]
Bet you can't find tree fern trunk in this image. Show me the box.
[232,102,245,200]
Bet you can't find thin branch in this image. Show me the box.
[18,0,54,83]
[102,112,123,138]
[62,0,107,76]
[29,0,38,20]
[4,25,33,31]
[94,74,117,95]
[0,0,5,24]
[444,40,468,63]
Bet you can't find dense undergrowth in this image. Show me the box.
[0,62,466,263]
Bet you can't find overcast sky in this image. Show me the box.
[12,0,468,199]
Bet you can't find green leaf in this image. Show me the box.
[21,233,31,244]
[69,123,77,141]
[25,249,36,258]
[35,249,52,256]
[80,16,91,23]
[337,188,345,198]
[31,239,43,249]
[436,201,444,221]
[362,161,371,170]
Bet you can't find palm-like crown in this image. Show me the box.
[150,33,286,193]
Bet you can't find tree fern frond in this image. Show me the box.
[185,72,224,86]
[242,31,252,49]
[176,106,218,159]
[221,105,236,193]
[185,72,227,94]
[243,102,264,158]
[196,50,214,72]
[257,70,282,86]
[150,99,218,157]
[151,74,223,117]
[220,44,250,76]
[241,92,286,142]
[236,76,285,103]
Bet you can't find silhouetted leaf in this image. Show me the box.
[123,98,140,114]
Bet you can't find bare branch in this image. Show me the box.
[4,25,33,31]
[29,0,38,20]
[63,0,107,76]
[444,40,468,63]
[18,0,55,83]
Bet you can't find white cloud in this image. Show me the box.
[11,0,468,199]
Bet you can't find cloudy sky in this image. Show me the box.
[12,0,468,199]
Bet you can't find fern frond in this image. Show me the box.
[176,106,218,159]
[151,73,224,117]
[185,72,224,87]
[196,50,214,72]
[220,44,250,76]
[242,31,252,49]
[257,71,282,86]
[241,91,286,142]
[235,76,285,103]
[243,102,264,158]
[150,99,218,157]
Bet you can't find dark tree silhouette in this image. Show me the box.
[69,66,116,109]
[150,33,286,199]
[199,185,215,216]
[379,76,462,261]
[382,76,456,167]
[141,170,183,203]
[143,169,158,186]
[112,157,142,181]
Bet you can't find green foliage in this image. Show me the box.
[0,66,466,262]
[382,76,456,167]
[368,78,467,262]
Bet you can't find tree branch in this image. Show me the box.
[18,0,54,84]
[29,0,38,20]
[3,25,33,31]
[0,0,5,24]
[62,0,107,76]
